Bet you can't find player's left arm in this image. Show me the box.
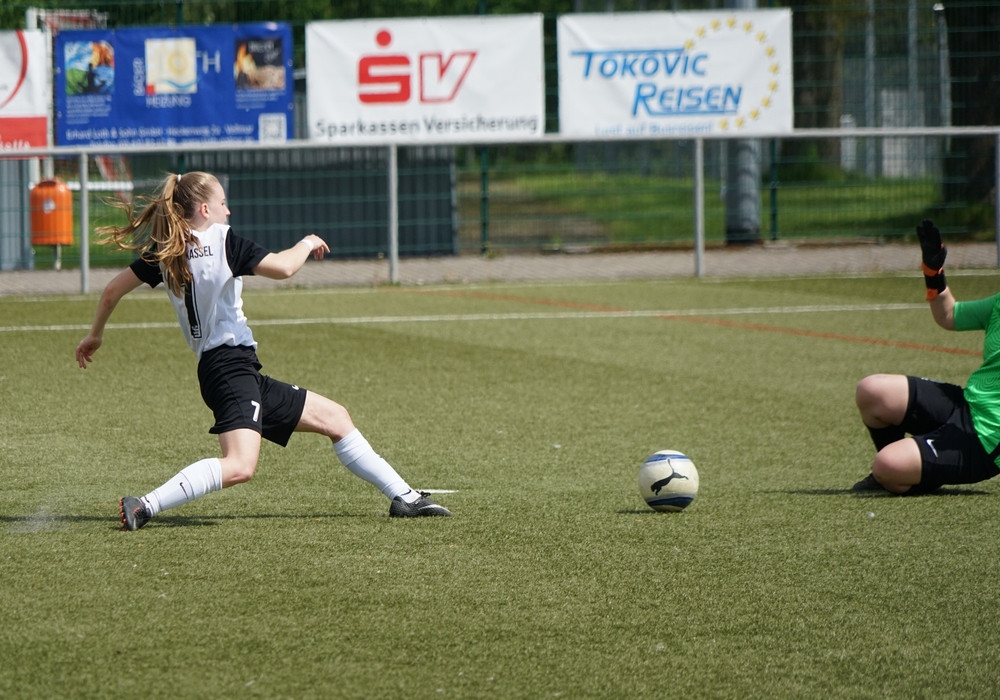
[75,267,144,368]
[917,219,955,331]
[253,234,329,280]
[929,287,956,330]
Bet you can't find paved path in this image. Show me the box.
[1,240,997,296]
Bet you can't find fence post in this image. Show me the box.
[769,139,778,240]
[995,135,1000,267]
[388,144,399,284]
[79,152,89,294]
[694,138,705,278]
[480,147,489,254]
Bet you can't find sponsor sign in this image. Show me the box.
[55,23,293,146]
[307,15,544,143]
[0,30,49,150]
[558,10,793,137]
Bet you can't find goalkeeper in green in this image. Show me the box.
[853,220,1000,494]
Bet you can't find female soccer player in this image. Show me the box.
[853,220,1000,494]
[75,171,450,530]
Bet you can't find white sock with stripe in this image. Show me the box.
[333,429,416,502]
[141,457,223,516]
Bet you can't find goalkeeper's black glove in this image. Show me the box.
[916,219,947,300]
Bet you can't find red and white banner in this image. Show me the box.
[558,10,793,138]
[0,30,49,150]
[306,15,544,144]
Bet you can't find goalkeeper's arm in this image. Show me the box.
[929,287,955,330]
[916,220,955,329]
[917,219,947,301]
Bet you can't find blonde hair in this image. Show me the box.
[98,171,220,297]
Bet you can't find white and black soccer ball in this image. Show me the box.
[638,450,699,512]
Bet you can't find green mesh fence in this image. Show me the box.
[0,1,997,269]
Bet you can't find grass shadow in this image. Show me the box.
[0,511,371,533]
[616,508,687,515]
[780,487,994,497]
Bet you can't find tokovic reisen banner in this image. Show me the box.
[558,9,793,138]
[306,15,545,144]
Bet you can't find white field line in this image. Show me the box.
[3,268,996,304]
[0,303,924,334]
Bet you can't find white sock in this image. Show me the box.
[142,458,223,516]
[333,429,414,501]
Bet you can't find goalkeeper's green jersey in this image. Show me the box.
[954,293,1000,461]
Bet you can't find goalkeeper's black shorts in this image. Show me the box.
[903,375,1000,488]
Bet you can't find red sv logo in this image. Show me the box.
[358,30,476,105]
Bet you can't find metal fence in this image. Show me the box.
[5,126,998,290]
[1,1,998,275]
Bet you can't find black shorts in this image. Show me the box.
[197,344,307,447]
[904,376,1000,488]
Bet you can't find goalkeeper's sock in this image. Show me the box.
[142,457,223,516]
[867,424,905,451]
[922,262,947,301]
[333,429,411,501]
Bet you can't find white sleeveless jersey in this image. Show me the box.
[129,224,270,358]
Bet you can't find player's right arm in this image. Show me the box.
[75,267,144,368]
[253,234,329,280]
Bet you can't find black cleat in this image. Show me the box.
[120,496,151,531]
[851,474,886,492]
[389,492,451,518]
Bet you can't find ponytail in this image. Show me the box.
[97,171,219,297]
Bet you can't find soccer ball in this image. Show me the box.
[638,450,699,512]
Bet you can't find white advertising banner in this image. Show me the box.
[307,15,544,144]
[558,10,793,138]
[0,30,49,149]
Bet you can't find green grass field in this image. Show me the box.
[455,170,941,250]
[2,272,999,698]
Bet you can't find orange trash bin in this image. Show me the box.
[30,178,74,246]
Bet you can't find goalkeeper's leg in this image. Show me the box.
[854,375,980,494]
[855,374,934,493]
[868,438,924,494]
[855,374,909,449]
[854,375,929,493]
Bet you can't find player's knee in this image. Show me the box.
[870,458,892,483]
[855,374,885,411]
[870,461,903,493]
[856,374,906,422]
[324,402,355,440]
[304,395,355,440]
[223,459,258,485]
[871,444,921,493]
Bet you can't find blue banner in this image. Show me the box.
[55,23,293,146]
